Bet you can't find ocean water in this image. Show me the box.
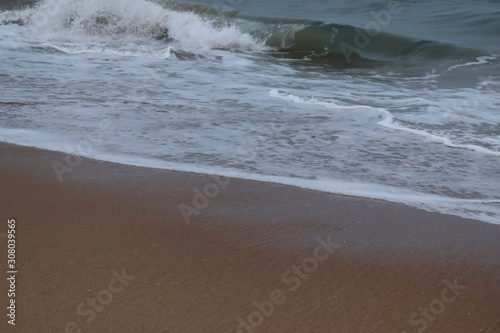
[0,0,499,223]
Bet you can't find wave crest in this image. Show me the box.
[2,0,260,50]
[1,0,493,66]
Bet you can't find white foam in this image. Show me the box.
[269,89,375,110]
[8,0,261,51]
[447,56,496,71]
[377,114,500,157]
[40,42,174,58]
[270,89,500,157]
[3,130,498,224]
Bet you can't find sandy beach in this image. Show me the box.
[0,141,499,333]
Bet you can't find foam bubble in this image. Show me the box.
[7,0,261,51]
[377,115,500,157]
[270,89,500,157]
[447,56,496,71]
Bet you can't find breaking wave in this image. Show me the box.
[1,0,495,66]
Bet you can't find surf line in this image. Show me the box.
[270,89,500,157]
[377,109,500,157]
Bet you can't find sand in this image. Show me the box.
[0,142,499,332]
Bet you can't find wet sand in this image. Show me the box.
[0,142,499,332]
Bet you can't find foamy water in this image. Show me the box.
[1,0,499,224]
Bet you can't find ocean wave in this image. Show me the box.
[1,0,494,67]
[0,0,260,51]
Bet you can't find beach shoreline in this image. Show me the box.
[1,141,499,332]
